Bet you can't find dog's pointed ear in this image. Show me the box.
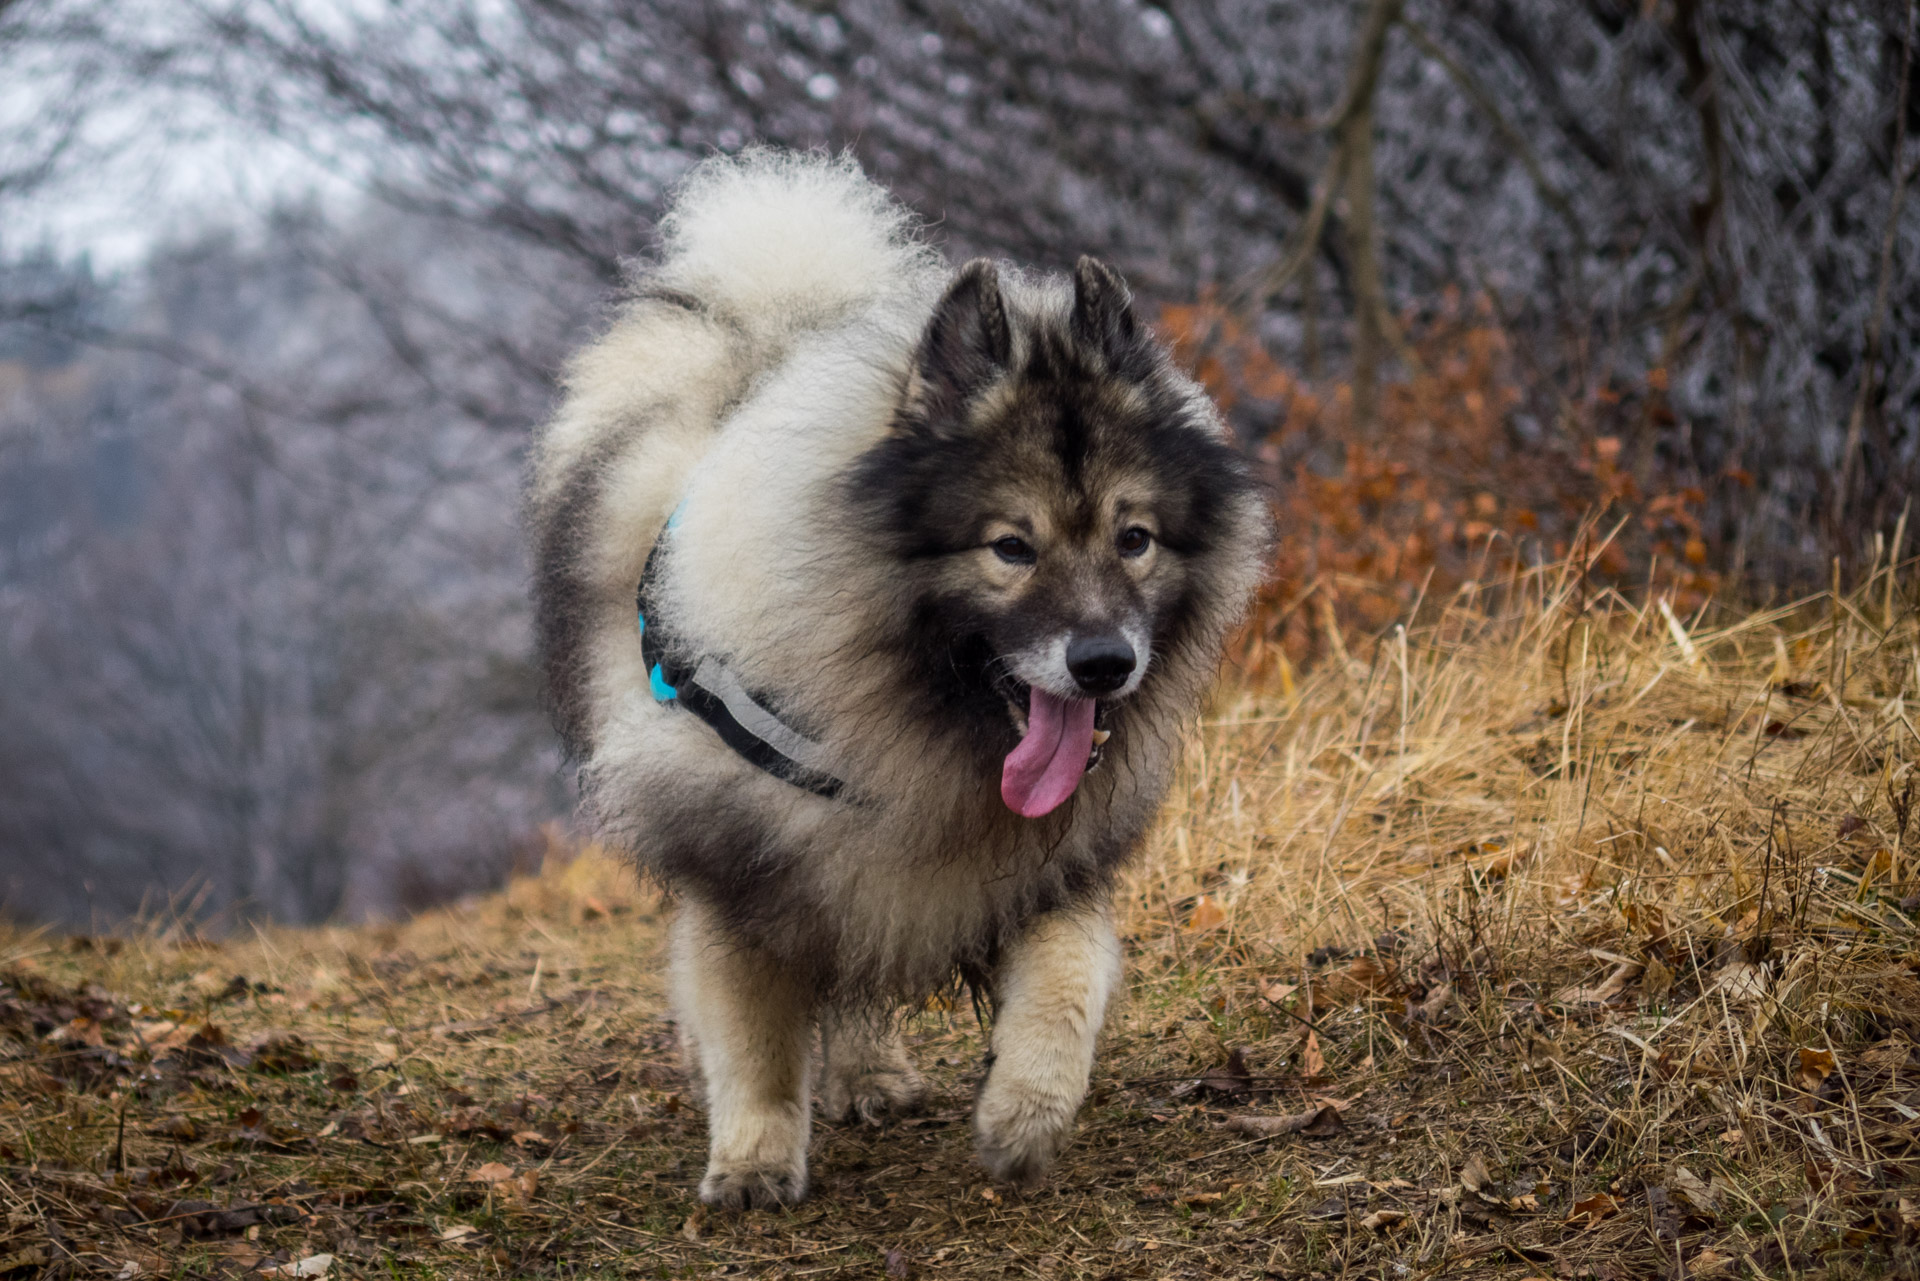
[910,259,1010,421]
[1070,255,1139,363]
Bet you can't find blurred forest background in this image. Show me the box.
[0,0,1914,928]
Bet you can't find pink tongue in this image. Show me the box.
[1000,689,1098,818]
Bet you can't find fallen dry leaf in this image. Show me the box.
[47,1015,106,1048]
[1359,1208,1407,1230]
[1688,1248,1735,1276]
[262,1255,333,1278]
[1568,1192,1620,1227]
[134,1020,200,1055]
[1558,960,1642,1005]
[1327,955,1397,999]
[1177,1046,1254,1098]
[1642,953,1674,1001]
[1459,1153,1491,1194]
[1793,1047,1837,1093]
[1526,1032,1566,1062]
[245,1032,317,1074]
[1668,1165,1717,1216]
[0,1248,48,1275]
[148,1114,199,1142]
[0,1065,64,1097]
[1711,961,1767,1002]
[1185,894,1227,931]
[1413,982,1451,1022]
[1621,901,1672,946]
[209,1241,263,1267]
[1465,841,1529,882]
[1224,1103,1343,1138]
[469,1162,515,1184]
[1301,1030,1327,1081]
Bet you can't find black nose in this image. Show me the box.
[1066,634,1136,694]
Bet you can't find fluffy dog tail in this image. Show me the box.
[652,148,940,344]
[529,150,935,758]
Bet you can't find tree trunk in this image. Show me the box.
[1344,87,1382,435]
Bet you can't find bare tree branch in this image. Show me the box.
[1399,14,1588,262]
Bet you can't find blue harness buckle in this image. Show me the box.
[635,524,845,800]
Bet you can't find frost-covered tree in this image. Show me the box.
[73,0,1903,571]
[0,211,591,924]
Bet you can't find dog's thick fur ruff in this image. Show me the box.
[530,150,1269,1206]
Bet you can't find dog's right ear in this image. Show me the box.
[906,259,1010,424]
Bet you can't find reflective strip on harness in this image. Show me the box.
[689,657,834,775]
[635,528,845,800]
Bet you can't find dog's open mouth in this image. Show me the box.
[996,678,1112,819]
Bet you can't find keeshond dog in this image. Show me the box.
[529,151,1269,1208]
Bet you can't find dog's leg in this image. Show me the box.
[670,901,815,1209]
[974,899,1123,1184]
[818,1007,926,1125]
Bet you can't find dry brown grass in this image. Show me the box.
[4,557,1918,1279]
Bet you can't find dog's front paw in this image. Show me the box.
[820,1061,927,1126]
[974,1076,1078,1185]
[698,1162,808,1210]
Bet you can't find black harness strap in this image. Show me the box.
[636,537,845,800]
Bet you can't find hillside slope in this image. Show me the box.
[3,564,1917,1279]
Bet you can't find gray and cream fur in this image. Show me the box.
[529,151,1269,1208]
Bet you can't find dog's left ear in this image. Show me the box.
[1070,256,1139,365]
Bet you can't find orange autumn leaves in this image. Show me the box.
[1158,290,1723,677]
[467,1160,540,1208]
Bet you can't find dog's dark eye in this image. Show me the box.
[992,535,1037,565]
[1117,527,1153,557]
